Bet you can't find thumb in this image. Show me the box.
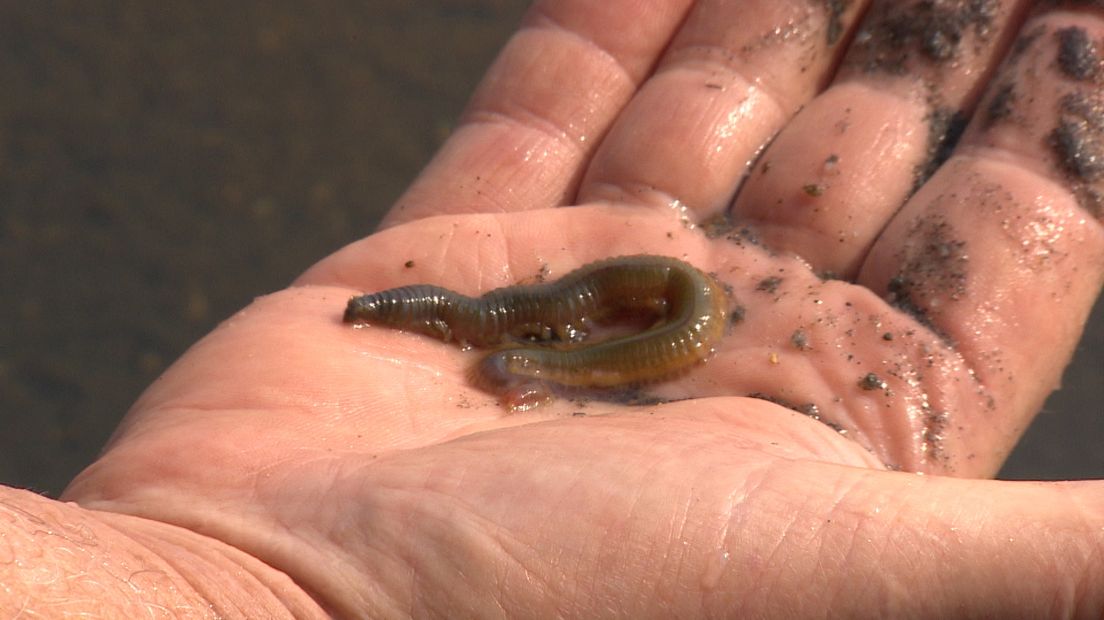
[728,464,1104,618]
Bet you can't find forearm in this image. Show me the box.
[0,486,326,618]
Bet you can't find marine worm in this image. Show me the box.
[344,255,728,409]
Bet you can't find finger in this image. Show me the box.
[576,0,869,219]
[732,0,1033,278]
[381,0,695,228]
[858,10,1104,473]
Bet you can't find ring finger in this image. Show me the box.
[731,0,1033,278]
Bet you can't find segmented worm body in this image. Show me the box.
[344,255,728,409]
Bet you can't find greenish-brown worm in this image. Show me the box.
[344,255,728,409]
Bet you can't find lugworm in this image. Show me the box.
[344,255,728,409]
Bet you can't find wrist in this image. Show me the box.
[0,486,326,618]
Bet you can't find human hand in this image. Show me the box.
[38,1,1104,616]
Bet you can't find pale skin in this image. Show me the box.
[5,0,1104,617]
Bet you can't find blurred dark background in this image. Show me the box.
[0,2,1100,496]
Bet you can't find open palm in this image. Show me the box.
[60,2,1103,617]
